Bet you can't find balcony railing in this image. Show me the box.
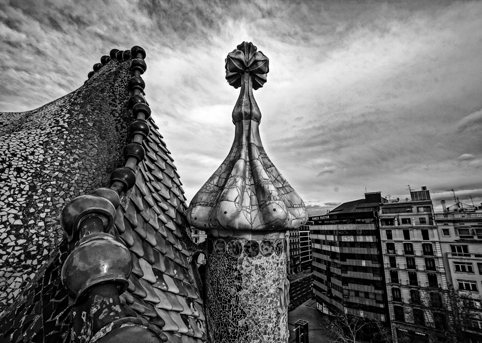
[409,297,422,305]
[384,263,428,271]
[435,213,482,220]
[447,252,482,258]
[423,266,445,272]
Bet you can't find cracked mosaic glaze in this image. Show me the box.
[0,48,206,343]
[0,57,132,316]
[187,42,307,233]
[205,237,290,343]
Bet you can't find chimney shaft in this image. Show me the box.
[441,200,447,213]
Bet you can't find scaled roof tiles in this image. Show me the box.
[0,47,206,343]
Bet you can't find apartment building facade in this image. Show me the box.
[435,202,482,342]
[300,225,312,271]
[380,187,449,343]
[288,228,302,274]
[311,192,389,325]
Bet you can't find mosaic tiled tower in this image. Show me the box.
[0,47,206,343]
[187,42,308,343]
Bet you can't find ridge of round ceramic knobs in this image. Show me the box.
[60,46,164,343]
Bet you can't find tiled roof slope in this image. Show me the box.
[0,49,206,343]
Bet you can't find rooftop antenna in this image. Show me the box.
[406,185,412,192]
[365,187,367,193]
[470,196,475,207]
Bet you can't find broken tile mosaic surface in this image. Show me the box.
[205,237,289,343]
[0,50,206,343]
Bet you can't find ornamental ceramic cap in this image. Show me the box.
[187,42,307,232]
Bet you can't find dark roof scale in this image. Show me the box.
[0,47,205,343]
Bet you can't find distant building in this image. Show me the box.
[287,226,313,309]
[299,225,312,271]
[288,228,301,274]
[310,192,390,326]
[381,187,449,343]
[435,199,482,341]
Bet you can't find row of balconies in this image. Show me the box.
[447,252,482,259]
[387,279,442,288]
[385,250,441,257]
[389,296,444,307]
[384,263,445,273]
[435,213,482,220]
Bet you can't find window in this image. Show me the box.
[458,280,478,292]
[454,262,474,273]
[354,291,359,297]
[478,263,482,274]
[457,228,472,237]
[419,217,427,224]
[464,299,481,309]
[428,273,438,288]
[417,206,431,213]
[365,292,370,299]
[381,219,395,226]
[467,320,482,331]
[410,289,421,304]
[451,245,469,256]
[442,229,450,236]
[392,288,401,302]
[409,271,418,286]
[389,256,396,268]
[404,243,414,255]
[413,308,425,326]
[386,242,395,254]
[406,257,415,269]
[421,229,429,240]
[430,292,443,308]
[422,243,433,255]
[390,270,399,284]
[386,230,392,240]
[394,306,405,322]
[434,312,448,330]
[425,258,436,271]
[403,230,410,240]
[401,218,411,225]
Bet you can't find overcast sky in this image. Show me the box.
[1,0,481,215]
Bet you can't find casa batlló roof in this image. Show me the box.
[0,46,205,343]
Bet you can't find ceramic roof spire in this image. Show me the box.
[187,41,307,234]
[187,42,307,343]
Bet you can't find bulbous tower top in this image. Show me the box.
[187,42,307,235]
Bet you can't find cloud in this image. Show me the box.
[458,153,475,161]
[316,166,336,177]
[456,109,482,133]
[0,0,481,209]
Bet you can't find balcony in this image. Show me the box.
[435,213,482,220]
[389,278,400,285]
[447,252,482,258]
[384,263,424,271]
[423,266,445,273]
[390,296,403,303]
[409,297,422,305]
